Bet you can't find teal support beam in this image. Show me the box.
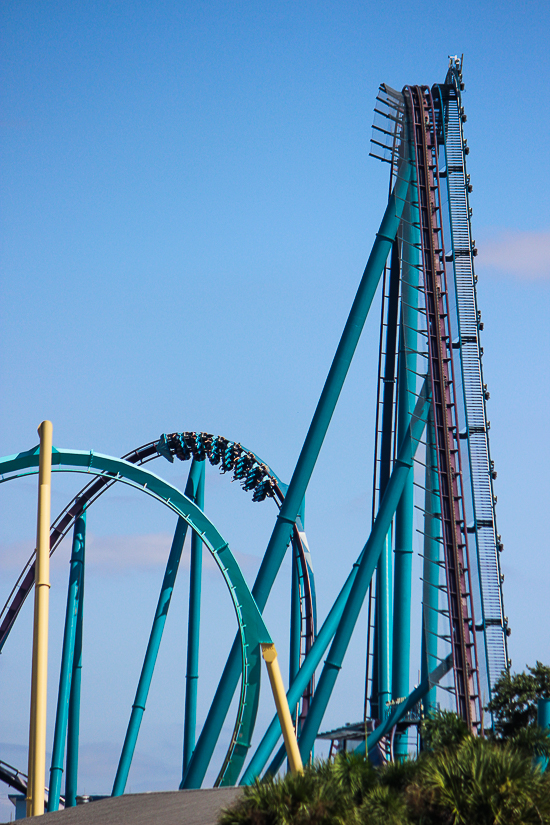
[48,514,85,812]
[296,383,430,762]
[0,445,272,793]
[48,515,85,810]
[421,415,440,716]
[392,170,419,760]
[65,517,85,808]
[181,160,412,789]
[370,240,400,723]
[376,533,392,720]
[183,462,205,774]
[536,698,550,772]
[242,546,365,783]
[242,383,430,781]
[355,654,453,756]
[113,460,203,796]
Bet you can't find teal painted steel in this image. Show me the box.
[355,654,453,756]
[0,448,271,641]
[240,556,362,783]
[289,540,301,695]
[48,514,85,811]
[0,433,298,788]
[0,433,292,655]
[216,647,262,786]
[0,447,272,788]
[183,462,205,774]
[65,517,85,807]
[537,698,550,772]
[538,698,550,728]
[421,415,441,714]
[296,383,430,762]
[112,460,204,796]
[392,156,420,758]
[181,160,412,789]
[370,240,400,722]
[376,534,392,720]
[241,382,430,780]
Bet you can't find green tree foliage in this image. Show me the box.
[416,737,550,825]
[421,709,469,752]
[487,661,550,739]
[220,734,550,825]
[220,757,361,825]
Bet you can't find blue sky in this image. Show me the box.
[1,0,549,814]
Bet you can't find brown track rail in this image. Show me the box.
[403,85,481,729]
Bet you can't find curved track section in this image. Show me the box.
[0,433,315,659]
[0,434,316,785]
[0,446,275,784]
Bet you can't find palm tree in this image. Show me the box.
[417,737,550,825]
[219,719,550,825]
[358,785,411,825]
[219,758,358,825]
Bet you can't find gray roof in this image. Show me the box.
[3,788,243,825]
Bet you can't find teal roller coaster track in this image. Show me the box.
[0,56,509,807]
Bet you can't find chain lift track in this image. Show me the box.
[1,63,512,804]
[404,84,482,729]
[433,65,509,700]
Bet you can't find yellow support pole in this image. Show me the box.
[261,643,303,774]
[27,421,53,817]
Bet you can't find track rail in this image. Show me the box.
[1,435,314,658]
[0,759,28,795]
[404,84,481,728]
[0,432,315,784]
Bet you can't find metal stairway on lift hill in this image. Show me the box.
[366,62,509,734]
[434,60,509,700]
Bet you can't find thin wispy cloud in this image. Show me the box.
[477,230,550,280]
[0,532,260,576]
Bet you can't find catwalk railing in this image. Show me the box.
[434,63,508,702]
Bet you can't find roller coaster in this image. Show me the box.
[0,56,509,812]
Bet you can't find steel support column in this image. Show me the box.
[537,699,550,772]
[183,462,205,774]
[371,240,400,723]
[242,381,429,781]
[181,161,411,789]
[65,521,85,808]
[244,545,367,783]
[392,165,419,759]
[48,514,86,812]
[296,385,429,762]
[376,535,392,720]
[355,654,453,756]
[113,460,203,796]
